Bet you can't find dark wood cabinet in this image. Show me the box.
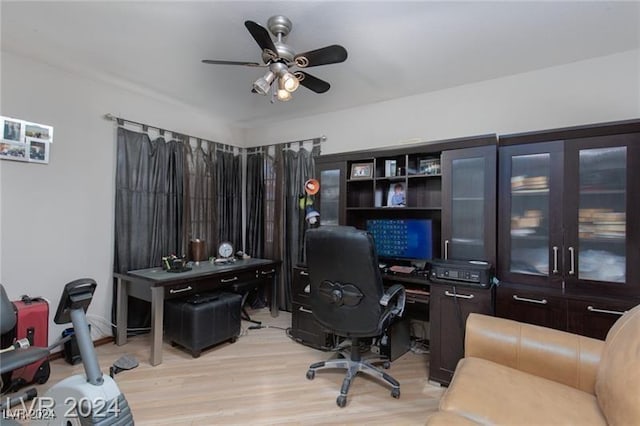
[567,297,635,340]
[496,121,640,338]
[429,283,494,386]
[289,266,333,349]
[496,285,566,331]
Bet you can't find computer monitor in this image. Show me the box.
[366,219,433,262]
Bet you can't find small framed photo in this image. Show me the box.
[350,162,373,179]
[0,141,28,161]
[419,158,441,175]
[27,138,49,164]
[3,118,23,142]
[387,182,406,207]
[24,122,53,143]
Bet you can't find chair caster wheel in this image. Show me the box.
[383,361,390,369]
[336,395,347,408]
[391,388,400,399]
[306,370,315,380]
[230,336,238,343]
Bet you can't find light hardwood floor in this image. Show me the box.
[37,309,444,425]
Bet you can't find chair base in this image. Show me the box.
[306,340,400,407]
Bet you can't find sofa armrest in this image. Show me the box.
[465,313,604,394]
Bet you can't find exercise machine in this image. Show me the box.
[2,279,134,425]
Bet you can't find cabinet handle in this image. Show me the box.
[299,306,313,314]
[220,276,239,283]
[513,295,547,305]
[587,306,626,316]
[299,271,309,276]
[444,290,474,299]
[444,240,450,260]
[260,269,275,275]
[169,286,192,294]
[568,247,575,275]
[552,246,559,274]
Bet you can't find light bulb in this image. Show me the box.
[281,72,299,93]
[277,89,292,101]
[276,77,293,101]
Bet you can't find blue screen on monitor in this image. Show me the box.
[366,219,433,261]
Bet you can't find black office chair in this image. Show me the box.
[305,226,406,407]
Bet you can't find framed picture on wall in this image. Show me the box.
[350,162,373,179]
[2,118,23,143]
[0,141,27,161]
[27,138,49,164]
[24,122,53,143]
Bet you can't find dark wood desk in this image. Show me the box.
[115,258,280,366]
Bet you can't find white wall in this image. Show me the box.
[0,50,238,345]
[243,50,640,154]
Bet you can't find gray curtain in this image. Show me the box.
[184,140,216,259]
[113,127,184,329]
[246,149,264,258]
[278,143,321,311]
[216,149,242,250]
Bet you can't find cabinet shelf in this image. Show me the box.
[346,207,441,211]
[512,189,549,195]
[579,237,625,244]
[453,197,484,201]
[580,189,626,195]
[375,176,406,182]
[408,174,442,179]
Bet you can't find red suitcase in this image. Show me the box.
[9,295,51,390]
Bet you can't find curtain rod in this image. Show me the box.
[247,135,327,152]
[104,113,238,149]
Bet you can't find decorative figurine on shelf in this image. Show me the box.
[299,178,321,227]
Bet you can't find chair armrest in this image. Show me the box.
[380,284,406,317]
[464,313,604,394]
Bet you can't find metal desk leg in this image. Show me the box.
[116,277,128,346]
[150,286,164,366]
[271,270,279,318]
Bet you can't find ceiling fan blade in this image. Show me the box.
[294,45,347,68]
[202,60,263,67]
[294,71,330,94]
[244,20,278,59]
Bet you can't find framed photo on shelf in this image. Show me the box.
[350,162,373,179]
[418,158,441,175]
[387,182,406,207]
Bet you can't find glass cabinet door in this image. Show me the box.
[442,145,496,265]
[576,147,626,283]
[450,157,485,260]
[509,153,551,276]
[498,141,563,287]
[316,161,346,226]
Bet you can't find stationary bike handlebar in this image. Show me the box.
[53,279,103,386]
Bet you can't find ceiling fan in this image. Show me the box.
[202,15,348,102]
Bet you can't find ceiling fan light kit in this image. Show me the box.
[202,15,347,103]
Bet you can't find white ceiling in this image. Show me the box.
[2,1,639,128]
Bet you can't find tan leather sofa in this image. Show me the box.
[427,303,640,425]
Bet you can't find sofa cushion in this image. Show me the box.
[439,357,606,425]
[595,303,640,425]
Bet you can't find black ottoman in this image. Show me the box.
[164,292,242,357]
